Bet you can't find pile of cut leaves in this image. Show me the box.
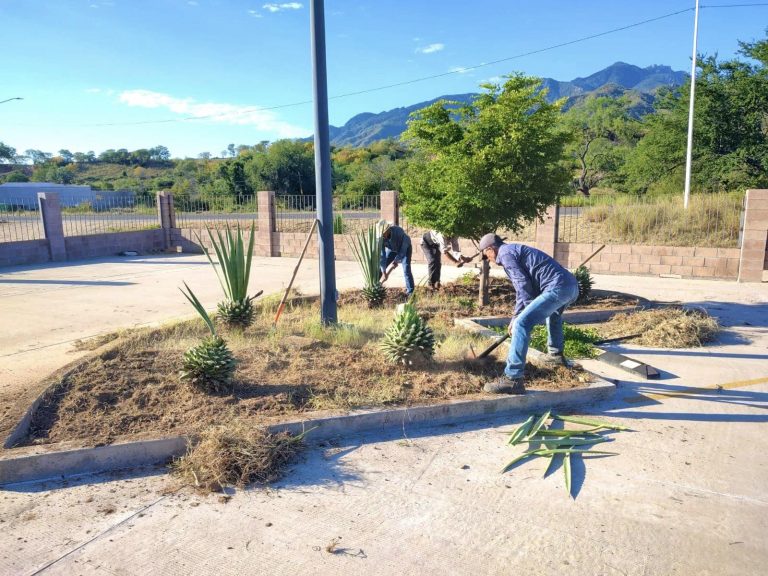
[502,411,630,497]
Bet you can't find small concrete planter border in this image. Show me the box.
[0,378,615,486]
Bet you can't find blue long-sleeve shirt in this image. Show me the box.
[496,243,577,316]
[382,226,412,264]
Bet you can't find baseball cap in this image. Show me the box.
[478,233,503,251]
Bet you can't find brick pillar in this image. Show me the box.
[255,190,276,257]
[380,190,399,226]
[738,189,768,282]
[156,191,175,249]
[534,203,559,257]
[37,192,67,262]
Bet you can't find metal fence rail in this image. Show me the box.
[62,195,160,237]
[0,197,43,242]
[275,195,316,233]
[175,195,258,230]
[557,193,744,248]
[274,194,382,234]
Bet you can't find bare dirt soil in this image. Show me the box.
[14,276,633,448]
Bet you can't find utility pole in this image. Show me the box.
[310,0,337,325]
[683,0,700,210]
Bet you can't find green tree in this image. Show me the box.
[622,32,768,193]
[561,96,638,195]
[400,74,570,239]
[0,142,16,163]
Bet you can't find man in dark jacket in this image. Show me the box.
[478,233,579,394]
[379,220,415,296]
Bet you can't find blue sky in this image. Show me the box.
[1,0,766,158]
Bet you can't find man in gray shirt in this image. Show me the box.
[478,233,579,395]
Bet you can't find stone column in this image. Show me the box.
[380,190,399,226]
[738,189,768,282]
[255,190,276,257]
[534,204,559,257]
[156,191,175,249]
[37,192,67,262]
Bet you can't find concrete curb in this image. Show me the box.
[0,380,614,486]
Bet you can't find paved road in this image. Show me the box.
[1,258,767,575]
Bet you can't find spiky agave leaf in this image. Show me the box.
[380,302,435,365]
[180,282,216,336]
[180,335,237,393]
[198,223,258,327]
[348,224,386,308]
[217,298,255,328]
[552,414,631,431]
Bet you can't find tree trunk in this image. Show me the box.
[478,258,490,307]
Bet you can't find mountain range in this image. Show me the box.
[323,62,688,147]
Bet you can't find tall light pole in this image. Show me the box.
[0,97,23,105]
[683,0,700,210]
[310,0,337,325]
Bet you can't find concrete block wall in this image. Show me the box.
[2,189,766,283]
[65,230,167,260]
[738,189,768,282]
[554,243,741,279]
[0,240,50,267]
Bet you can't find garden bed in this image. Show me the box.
[13,278,622,448]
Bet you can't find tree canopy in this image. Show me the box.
[400,74,571,239]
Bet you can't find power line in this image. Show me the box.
[17,2,768,129]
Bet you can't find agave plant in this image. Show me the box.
[199,223,262,328]
[179,282,237,393]
[573,265,594,303]
[380,301,435,365]
[348,224,386,307]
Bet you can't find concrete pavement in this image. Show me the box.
[1,255,767,574]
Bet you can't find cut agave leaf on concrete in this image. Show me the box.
[534,429,601,437]
[522,437,611,447]
[535,449,617,456]
[501,449,544,473]
[528,410,552,438]
[564,452,572,497]
[507,415,535,445]
[552,414,630,431]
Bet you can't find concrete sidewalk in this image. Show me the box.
[1,257,767,575]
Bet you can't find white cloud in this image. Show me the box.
[188,0,199,5]
[263,2,303,13]
[416,43,444,54]
[248,9,262,17]
[117,90,307,138]
[449,66,470,74]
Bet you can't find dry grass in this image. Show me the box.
[25,280,609,447]
[172,420,307,493]
[558,194,742,248]
[599,306,719,348]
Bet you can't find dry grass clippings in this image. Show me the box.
[172,421,307,493]
[599,306,719,348]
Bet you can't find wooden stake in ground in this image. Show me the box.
[273,219,319,326]
[479,257,490,307]
[578,244,605,268]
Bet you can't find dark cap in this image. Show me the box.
[478,233,503,251]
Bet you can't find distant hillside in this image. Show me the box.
[324,62,687,147]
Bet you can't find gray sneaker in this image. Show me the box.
[538,353,568,368]
[484,376,526,395]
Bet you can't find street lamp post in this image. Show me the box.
[310,0,337,325]
[683,0,700,210]
[0,97,23,105]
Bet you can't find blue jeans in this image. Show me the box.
[381,246,414,295]
[504,281,579,379]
